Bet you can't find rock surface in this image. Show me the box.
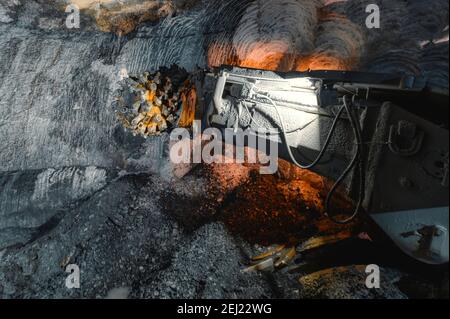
[0,0,448,299]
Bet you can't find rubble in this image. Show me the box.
[0,0,448,300]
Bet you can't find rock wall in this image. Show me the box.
[0,0,448,298]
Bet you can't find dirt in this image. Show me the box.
[162,155,361,247]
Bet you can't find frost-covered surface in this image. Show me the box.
[0,0,448,298]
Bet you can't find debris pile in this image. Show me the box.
[62,1,199,35]
[114,66,196,137]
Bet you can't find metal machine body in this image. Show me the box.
[200,66,449,265]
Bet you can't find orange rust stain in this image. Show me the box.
[178,84,197,128]
[208,40,294,72]
[237,41,293,72]
[207,10,359,73]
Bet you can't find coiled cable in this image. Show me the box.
[253,91,364,224]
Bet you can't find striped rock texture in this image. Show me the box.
[0,0,448,298]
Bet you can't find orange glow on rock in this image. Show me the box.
[295,53,351,71]
[207,41,353,72]
[197,151,358,246]
[207,41,237,68]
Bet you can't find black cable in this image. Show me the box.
[324,95,365,224]
[254,92,346,170]
[251,89,364,224]
[241,101,318,135]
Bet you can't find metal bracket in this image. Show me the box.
[388,120,425,156]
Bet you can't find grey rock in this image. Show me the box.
[0,0,447,299]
